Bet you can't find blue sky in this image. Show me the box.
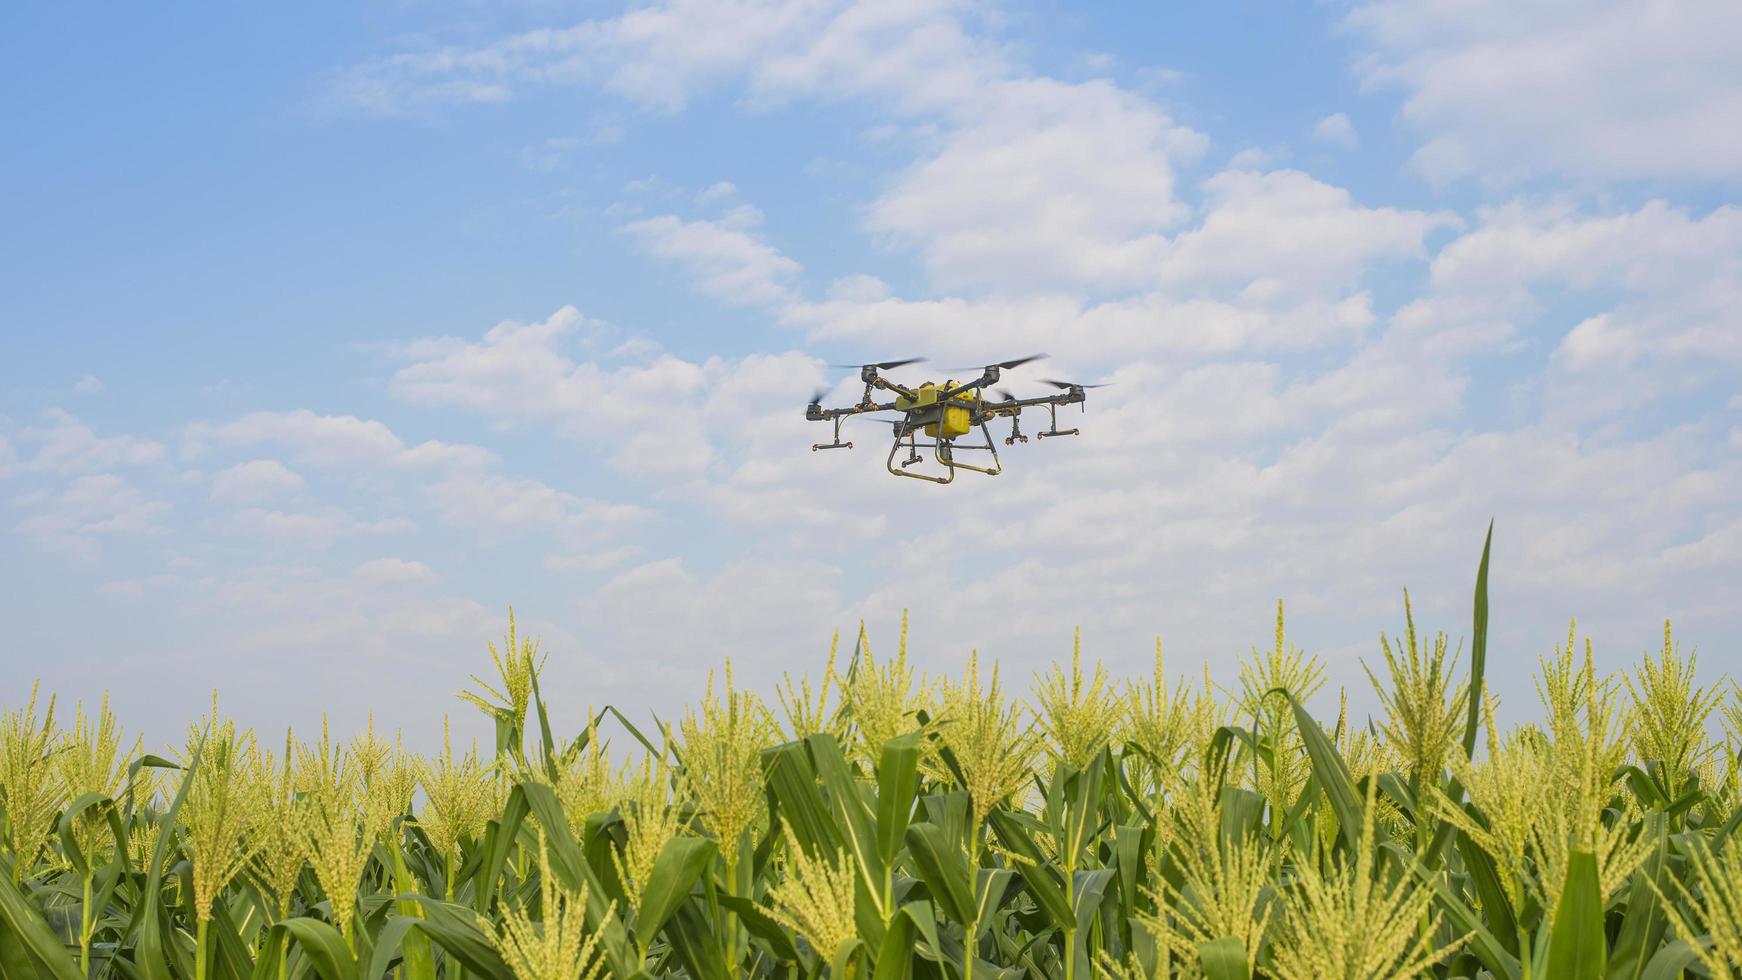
[4,0,1739,750]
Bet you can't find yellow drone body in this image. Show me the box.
[897,381,975,438]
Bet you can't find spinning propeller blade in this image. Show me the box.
[947,353,1049,371]
[1039,378,1110,390]
[828,357,927,370]
[806,387,829,407]
[994,388,1018,403]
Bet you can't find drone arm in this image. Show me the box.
[811,400,900,420]
[935,373,993,401]
[860,367,918,401]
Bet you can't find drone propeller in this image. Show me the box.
[806,387,829,407]
[828,357,927,370]
[993,388,1018,403]
[948,353,1049,371]
[1039,378,1110,390]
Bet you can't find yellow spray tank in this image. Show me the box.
[895,381,976,439]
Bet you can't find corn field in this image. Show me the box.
[3,530,1741,980]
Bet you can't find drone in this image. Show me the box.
[804,355,1105,484]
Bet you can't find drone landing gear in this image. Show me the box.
[900,431,923,467]
[811,416,853,451]
[885,423,1002,483]
[1034,402,1079,439]
[886,434,952,483]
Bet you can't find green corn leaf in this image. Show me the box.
[1060,758,1105,864]
[1544,851,1605,980]
[807,734,885,900]
[1070,867,1118,980]
[764,742,842,856]
[902,901,945,964]
[1376,772,1418,823]
[0,870,84,980]
[404,898,516,980]
[1639,939,1708,980]
[872,903,919,980]
[1608,817,1669,980]
[662,902,732,980]
[1218,787,1266,843]
[1278,690,1363,852]
[256,918,358,980]
[603,705,668,762]
[517,781,636,978]
[716,895,801,962]
[1111,823,1145,926]
[829,936,867,980]
[920,791,973,847]
[476,785,531,916]
[1198,937,1251,980]
[633,836,716,951]
[362,916,424,980]
[1422,524,1494,869]
[1464,520,1492,760]
[121,754,181,824]
[1072,868,1116,936]
[876,734,922,867]
[210,900,257,980]
[1402,845,1521,980]
[137,742,200,980]
[0,918,47,980]
[974,868,1016,940]
[905,822,975,925]
[1455,827,1520,953]
[986,809,1072,929]
[53,791,114,878]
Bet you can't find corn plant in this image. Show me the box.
[1,528,1739,979]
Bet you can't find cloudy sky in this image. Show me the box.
[4,0,1739,750]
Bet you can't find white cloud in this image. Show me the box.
[417,468,647,571]
[396,441,501,470]
[188,409,404,467]
[331,0,993,116]
[13,473,170,558]
[622,214,800,306]
[786,290,1379,366]
[210,459,306,502]
[1397,200,1742,419]
[1312,112,1358,150]
[388,308,718,478]
[424,471,645,537]
[696,180,738,204]
[1156,168,1457,302]
[618,165,1447,364]
[186,408,504,473]
[23,410,165,474]
[62,559,544,750]
[73,374,105,395]
[1346,0,1742,184]
[351,557,438,588]
[572,556,845,698]
[868,78,1204,292]
[228,508,415,550]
